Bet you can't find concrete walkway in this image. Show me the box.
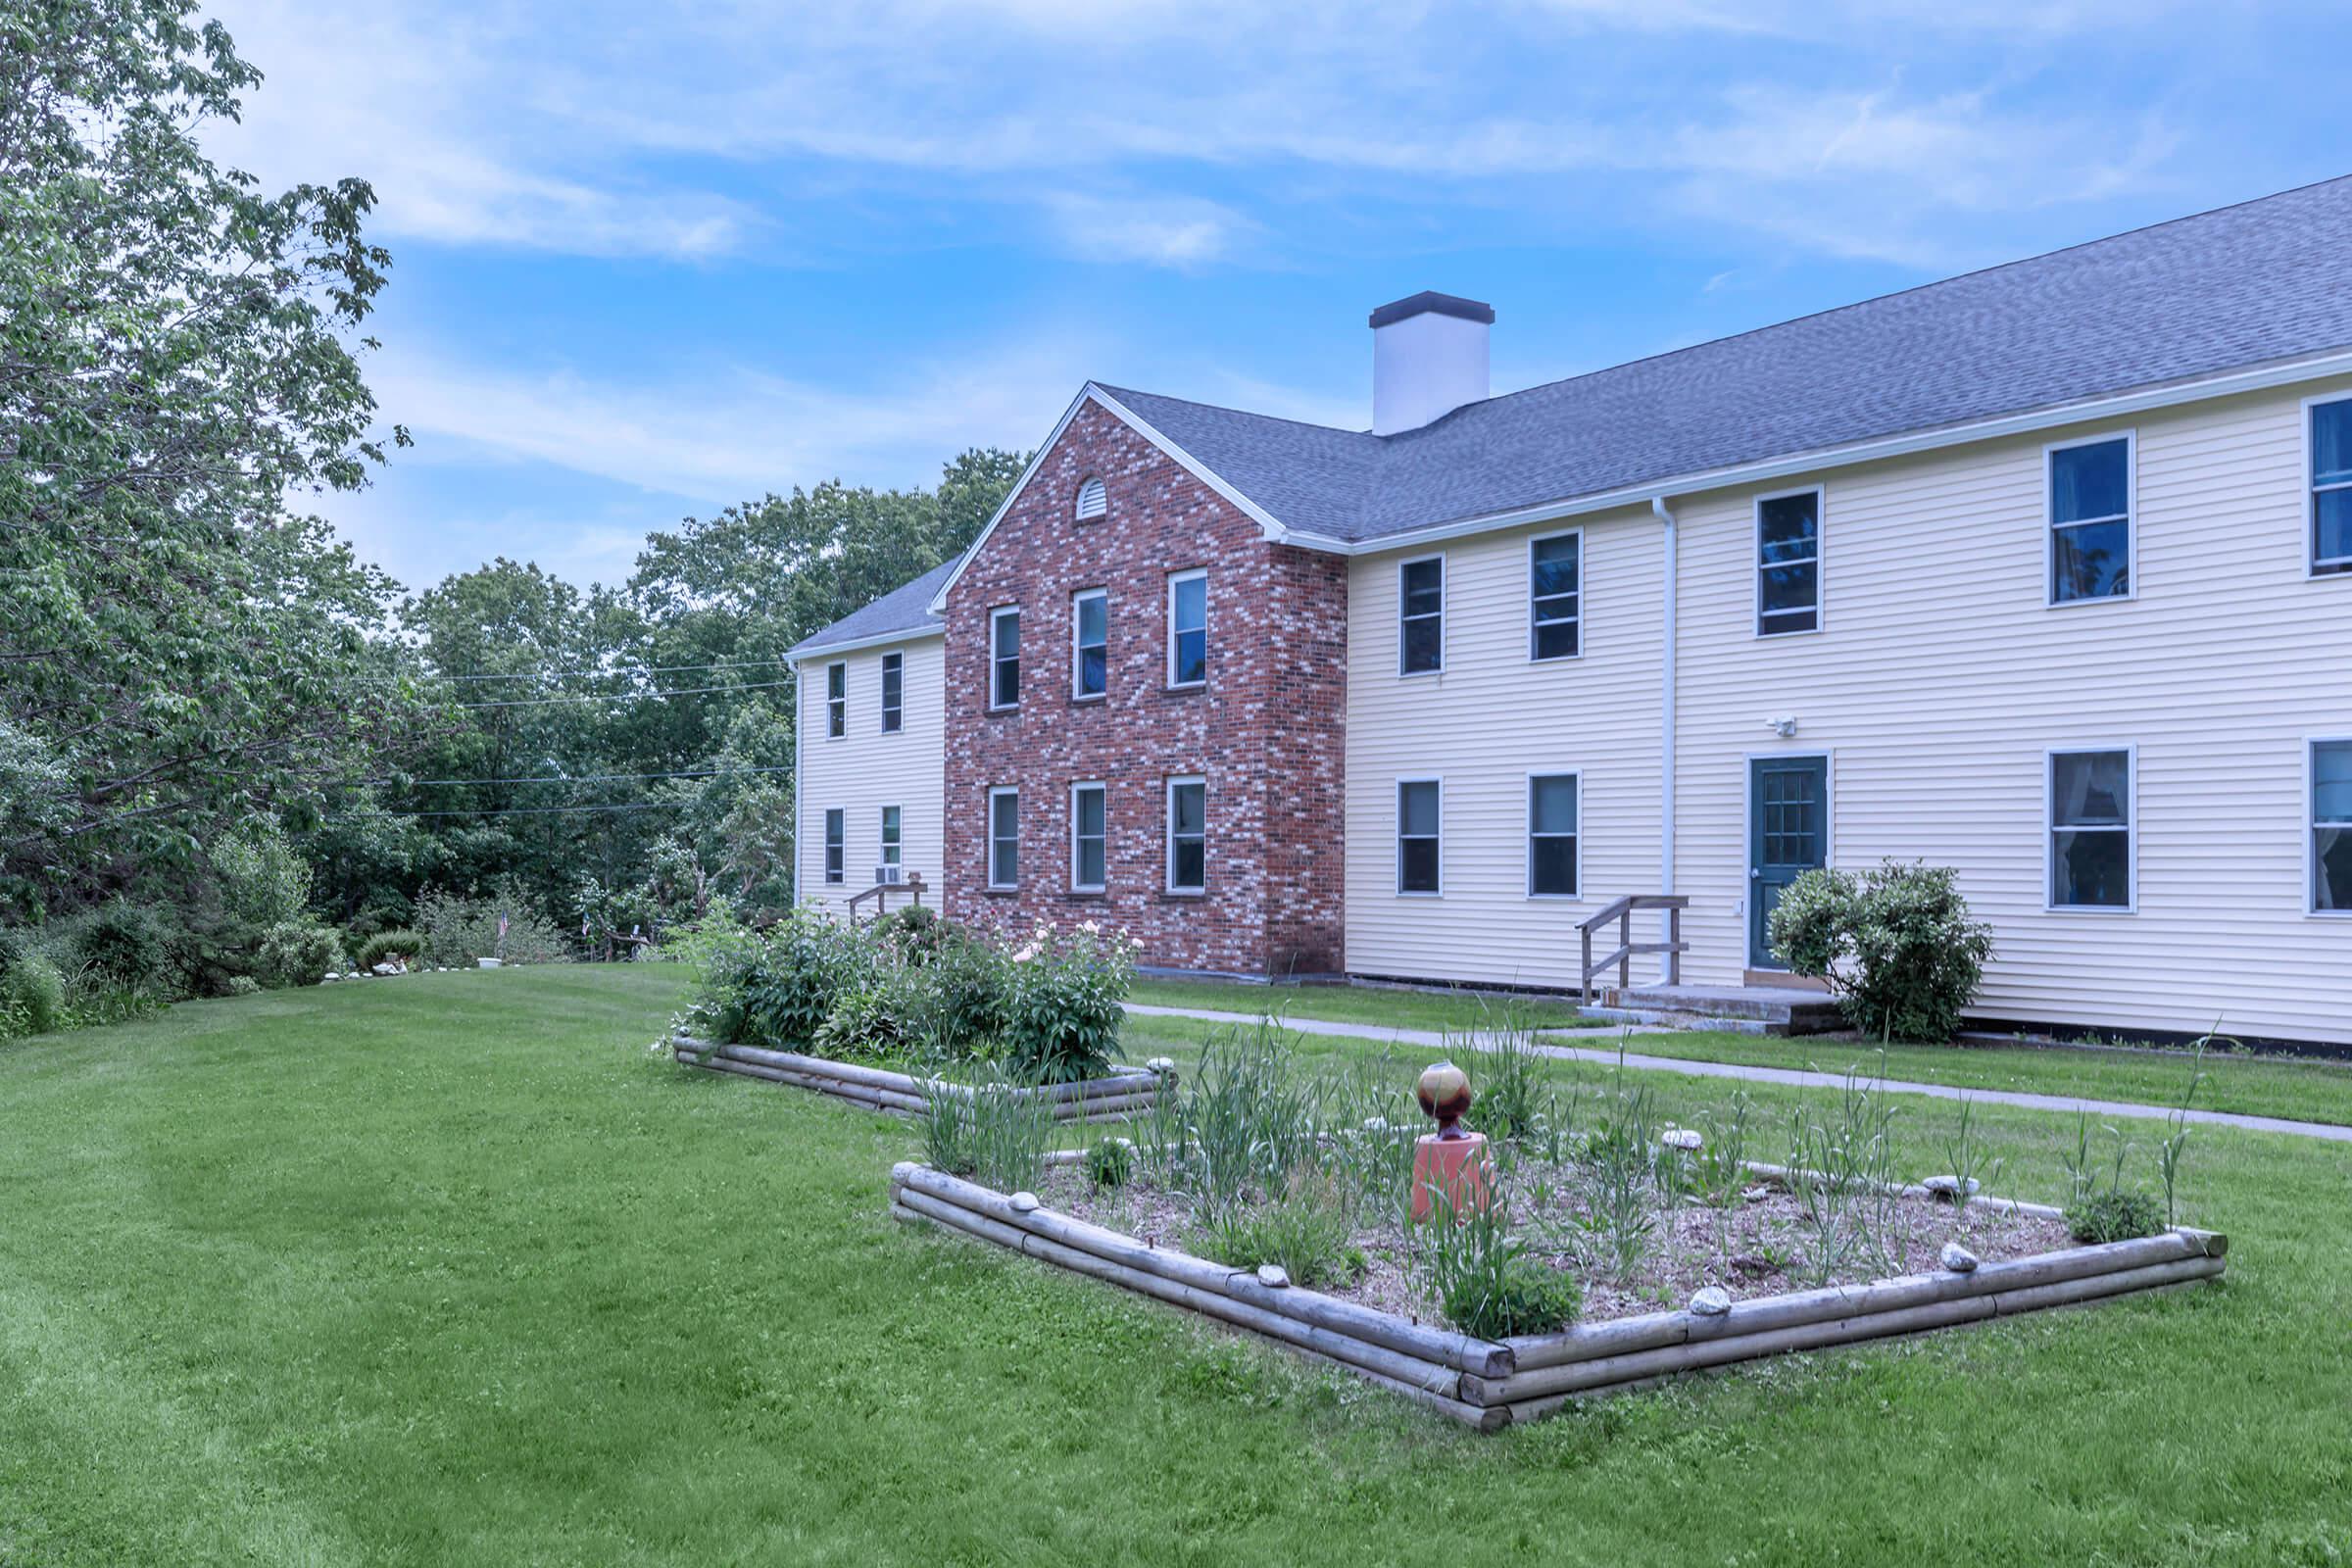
[1123,1003,2352,1145]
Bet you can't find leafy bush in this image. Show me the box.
[356,929,424,970]
[999,921,1136,1082]
[225,974,262,996]
[1196,1170,1365,1288]
[209,818,313,930]
[2066,1189,2164,1245]
[654,898,748,967]
[55,902,180,994]
[913,933,1005,1054]
[1084,1137,1134,1191]
[0,955,67,1036]
[698,906,868,1049]
[414,888,570,968]
[876,904,951,963]
[1418,1187,1581,1339]
[255,922,344,989]
[1769,861,1993,1044]
[811,967,924,1064]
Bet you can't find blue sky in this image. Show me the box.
[204,0,2352,596]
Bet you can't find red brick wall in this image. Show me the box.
[942,400,1348,975]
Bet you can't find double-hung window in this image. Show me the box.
[879,805,902,876]
[2310,398,2352,576]
[1530,533,1581,660]
[1072,590,1107,700]
[1071,783,1107,892]
[988,787,1018,889]
[1755,489,1821,635]
[1167,570,1206,688]
[2049,748,2133,910]
[1398,557,1444,674]
[1166,777,1205,893]
[2048,435,2132,604]
[2315,740,2352,913]
[1396,779,1441,894]
[824,662,847,738]
[823,808,845,885]
[989,608,1020,709]
[1527,773,1580,898]
[879,652,902,732]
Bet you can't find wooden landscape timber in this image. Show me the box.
[886,1160,2229,1430]
[670,1035,1168,1124]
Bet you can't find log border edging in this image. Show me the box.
[672,1034,1167,1124]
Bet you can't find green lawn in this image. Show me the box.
[4,969,2347,1566]
[1130,975,1592,1034]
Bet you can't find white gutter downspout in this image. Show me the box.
[1651,495,1679,983]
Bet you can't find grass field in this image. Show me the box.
[1129,975,1592,1034]
[3,967,2347,1566]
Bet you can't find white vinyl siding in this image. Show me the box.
[797,639,946,917]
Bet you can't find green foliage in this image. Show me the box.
[698,907,867,1049]
[356,930,424,970]
[2065,1190,2165,1245]
[224,975,262,997]
[1769,861,1994,1044]
[0,955,66,1037]
[255,923,345,990]
[413,888,569,968]
[1418,1185,1582,1339]
[1196,1169,1365,1289]
[211,821,315,931]
[999,922,1137,1083]
[917,1076,1054,1194]
[1083,1137,1134,1191]
[55,903,180,994]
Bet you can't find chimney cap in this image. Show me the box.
[1369,290,1495,330]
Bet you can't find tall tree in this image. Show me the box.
[0,0,412,910]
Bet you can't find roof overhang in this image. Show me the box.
[783,622,945,667]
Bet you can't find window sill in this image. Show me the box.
[1397,666,1444,680]
[1160,683,1206,699]
[985,705,1020,716]
[982,886,1020,897]
[2042,592,2135,611]
[1396,890,1443,900]
[1069,693,1107,706]
[1060,889,1107,902]
[1159,889,1206,902]
[2043,904,2136,915]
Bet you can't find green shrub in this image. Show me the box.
[255,923,344,989]
[917,1076,1054,1193]
[1084,1137,1134,1191]
[0,955,67,1036]
[1419,1186,1582,1339]
[209,818,313,930]
[999,921,1135,1082]
[225,975,262,996]
[2066,1190,2165,1245]
[414,888,570,968]
[876,904,951,963]
[355,929,424,970]
[811,968,922,1064]
[56,902,180,994]
[698,906,868,1049]
[1769,861,1993,1044]
[1196,1170,1365,1289]
[914,932,1005,1054]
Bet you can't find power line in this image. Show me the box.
[451,677,794,710]
[357,658,792,684]
[403,763,793,787]
[330,802,685,820]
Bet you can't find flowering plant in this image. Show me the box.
[999,919,1140,1083]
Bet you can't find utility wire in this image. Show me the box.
[450,678,794,710]
[402,763,793,787]
[330,802,685,820]
[356,658,791,684]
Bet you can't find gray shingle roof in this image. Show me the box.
[1105,175,2352,544]
[787,554,961,658]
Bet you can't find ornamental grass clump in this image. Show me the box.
[1417,1182,1581,1340]
[1196,1167,1364,1289]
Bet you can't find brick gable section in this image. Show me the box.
[942,400,1347,975]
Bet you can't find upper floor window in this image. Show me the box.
[880,652,903,733]
[1530,532,1581,661]
[1072,589,1107,700]
[2310,399,2352,577]
[880,805,902,873]
[2315,739,2352,913]
[1166,777,1206,893]
[1396,778,1441,894]
[823,808,845,885]
[988,787,1019,888]
[2048,434,2132,604]
[1071,782,1107,893]
[824,662,847,738]
[1399,557,1444,674]
[1168,570,1207,688]
[1075,475,1108,522]
[989,607,1020,710]
[1755,489,1821,636]
[1527,773,1580,897]
[2049,747,2132,910]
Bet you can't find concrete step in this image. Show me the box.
[1599,984,1847,1035]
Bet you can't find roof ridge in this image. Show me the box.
[1095,382,1370,440]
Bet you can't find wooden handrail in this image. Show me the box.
[1579,894,1690,1005]
[848,871,926,924]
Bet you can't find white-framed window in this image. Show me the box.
[1529,531,1582,661]
[1165,776,1205,894]
[1398,556,1444,674]
[823,808,845,885]
[2313,737,2352,914]
[987,787,1019,889]
[1167,569,1207,688]
[879,652,903,733]
[1527,772,1581,898]
[1755,487,1821,636]
[1075,475,1108,522]
[2048,747,2134,911]
[1070,781,1107,893]
[1072,589,1107,701]
[1396,777,1441,895]
[989,607,1020,710]
[880,805,902,873]
[2047,432,2133,605]
[824,662,847,738]
[2306,396,2352,577]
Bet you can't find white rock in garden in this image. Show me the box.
[1689,1286,1733,1317]
[1363,1115,1390,1134]
[1256,1264,1292,1289]
[1145,1056,1175,1076]
[1660,1128,1704,1152]
[1922,1174,1982,1201]
[1939,1242,1981,1274]
[1009,1191,1040,1213]
[477,957,503,968]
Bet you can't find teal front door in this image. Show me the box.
[1749,756,1829,970]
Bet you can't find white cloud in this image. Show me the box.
[1040,192,1253,267]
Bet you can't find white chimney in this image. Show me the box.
[1370,291,1494,436]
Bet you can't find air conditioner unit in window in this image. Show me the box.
[874,864,904,886]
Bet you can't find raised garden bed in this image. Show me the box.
[888,1159,2228,1430]
[670,1034,1169,1124]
